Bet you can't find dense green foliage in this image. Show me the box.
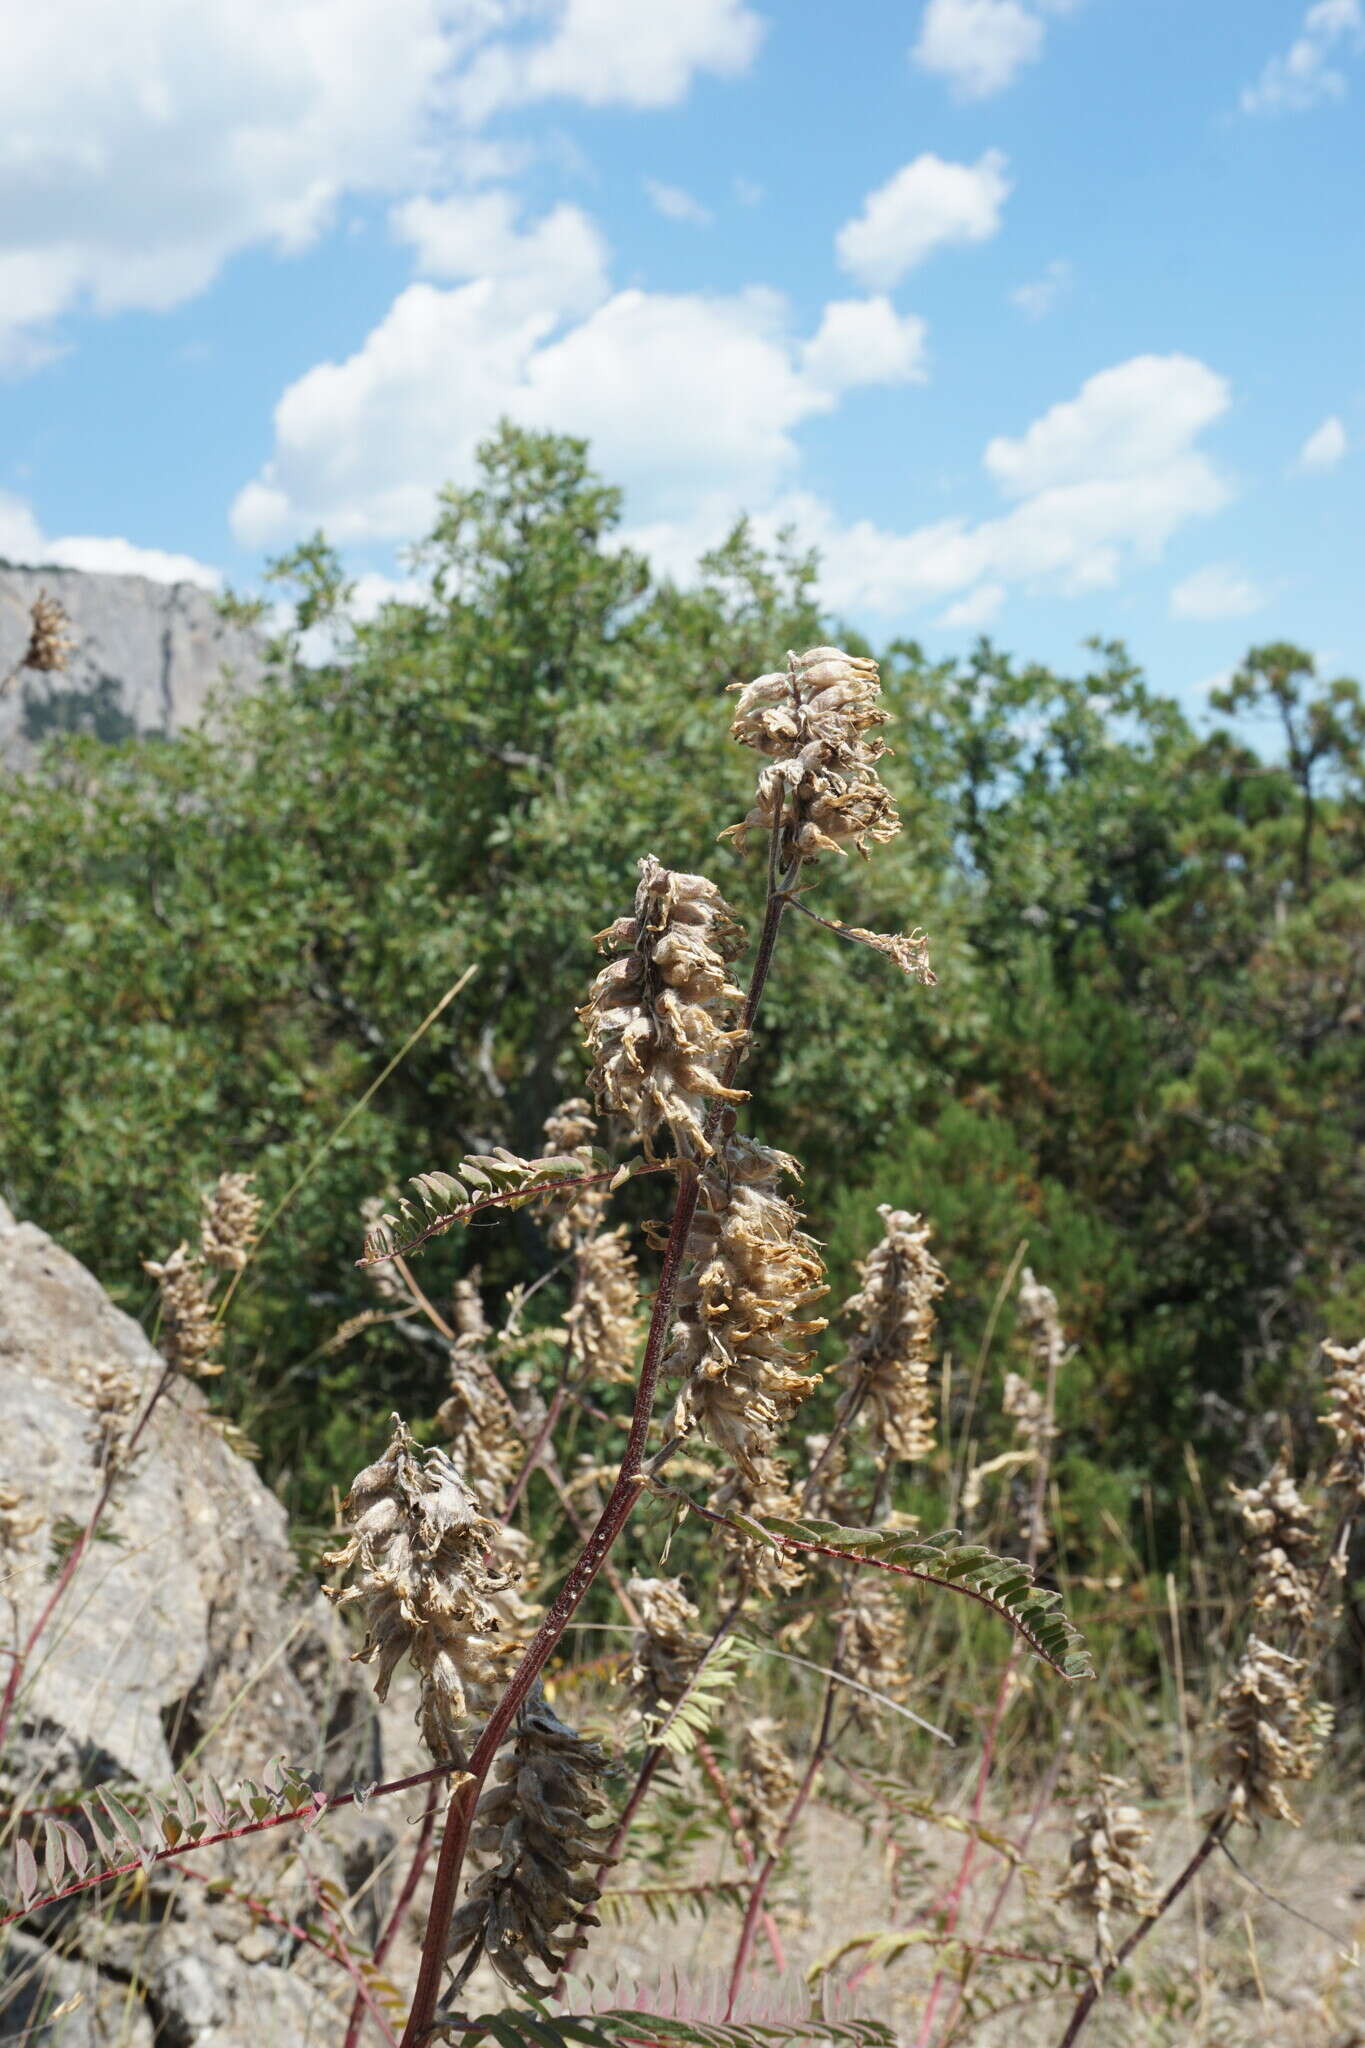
[1,426,1362,1554]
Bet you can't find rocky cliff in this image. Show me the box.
[0,566,265,767]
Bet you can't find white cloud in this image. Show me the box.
[0,491,219,586]
[836,152,1011,289]
[1241,0,1363,112]
[1170,563,1265,622]
[1296,414,1348,471]
[984,355,1230,496]
[913,0,1043,98]
[936,581,1006,629]
[0,0,764,366]
[644,180,713,227]
[391,191,609,315]
[800,299,929,393]
[454,0,764,120]
[1011,257,1071,319]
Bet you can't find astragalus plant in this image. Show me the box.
[341,645,1091,2042]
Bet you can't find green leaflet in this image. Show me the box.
[360,1148,615,1264]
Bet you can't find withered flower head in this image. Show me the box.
[436,1339,525,1521]
[707,1456,808,1601]
[445,1691,614,1995]
[325,1416,518,1763]
[724,645,900,865]
[0,1484,43,1550]
[143,1242,222,1378]
[1213,1635,1332,1827]
[667,1136,827,1477]
[542,1098,610,1247]
[842,1574,911,1714]
[834,1205,945,1467]
[1231,1459,1318,1630]
[565,1227,641,1386]
[75,1356,143,1470]
[199,1171,262,1272]
[1017,1267,1067,1385]
[735,1718,798,1860]
[1324,1338,1365,1500]
[627,1575,707,1720]
[1056,1774,1154,1967]
[21,592,75,676]
[581,856,749,1161]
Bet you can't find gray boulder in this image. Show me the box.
[0,1199,393,2043]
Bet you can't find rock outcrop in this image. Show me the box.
[0,1198,391,2044]
[0,566,265,767]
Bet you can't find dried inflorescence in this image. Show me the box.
[842,1575,911,1712]
[199,1172,263,1272]
[1056,1774,1155,1967]
[708,1457,808,1600]
[0,1483,43,1550]
[834,1205,945,1468]
[18,593,75,678]
[1232,1459,1319,1630]
[75,1356,143,1469]
[628,1576,708,1721]
[542,1098,611,1248]
[581,856,749,1161]
[436,1349,524,1521]
[735,1718,799,1860]
[564,1227,641,1386]
[723,645,901,865]
[1324,1337,1365,1500]
[1017,1267,1067,1389]
[325,1417,518,1763]
[1213,1635,1331,1827]
[666,1136,827,1478]
[143,1243,221,1378]
[446,1691,613,1994]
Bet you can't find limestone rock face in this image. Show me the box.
[0,566,264,766]
[0,1198,390,2043]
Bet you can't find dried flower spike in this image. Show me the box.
[842,1574,911,1713]
[708,1456,808,1599]
[834,1205,945,1468]
[1213,1635,1331,1827]
[564,1227,641,1386]
[143,1242,222,1377]
[75,1357,143,1470]
[1324,1337,1365,1500]
[582,855,749,1161]
[542,1098,611,1247]
[20,592,76,678]
[199,1171,262,1272]
[445,1690,613,1994]
[1056,1774,1154,1968]
[628,1575,708,1721]
[735,1718,799,1859]
[1231,1459,1318,1630]
[325,1416,519,1763]
[724,645,900,864]
[667,1136,827,1476]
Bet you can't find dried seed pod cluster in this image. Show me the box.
[581,855,749,1161]
[542,1098,612,1247]
[142,1243,222,1378]
[199,1172,262,1272]
[325,1417,518,1763]
[1324,1337,1365,1500]
[1231,1459,1318,1629]
[564,1227,641,1386]
[1056,1774,1155,1967]
[834,1205,945,1468]
[1213,1635,1331,1826]
[20,592,75,676]
[627,1575,708,1720]
[707,1457,808,1599]
[75,1357,143,1470]
[724,645,900,864]
[446,1693,613,1994]
[667,1136,827,1476]
[842,1574,911,1712]
[735,1718,799,1859]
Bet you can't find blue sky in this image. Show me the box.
[1,0,1361,713]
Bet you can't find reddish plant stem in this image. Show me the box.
[180,1866,400,2046]
[1056,1816,1229,2048]
[342,1790,440,2048]
[501,1372,573,1520]
[397,1158,703,2047]
[694,1738,786,1974]
[3,1761,465,1924]
[724,1656,841,2021]
[0,1360,176,1752]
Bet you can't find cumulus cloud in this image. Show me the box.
[1170,563,1265,622]
[836,152,1011,289]
[644,180,713,227]
[1296,414,1348,471]
[0,491,219,586]
[0,0,764,366]
[913,0,1043,98]
[233,282,848,546]
[936,581,1006,629]
[800,299,929,393]
[454,0,764,120]
[1241,0,1363,113]
[390,191,609,314]
[1011,257,1071,319]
